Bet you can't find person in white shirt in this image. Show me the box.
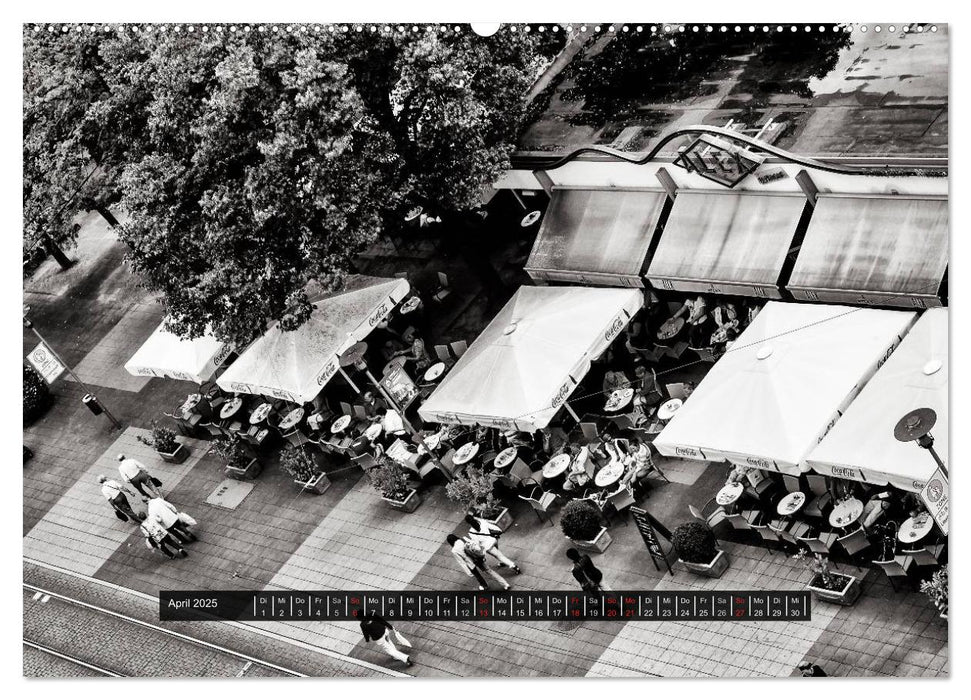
[98,475,144,522]
[464,514,520,572]
[117,454,162,499]
[140,517,186,559]
[147,497,197,544]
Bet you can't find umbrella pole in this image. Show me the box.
[338,366,362,394]
[564,402,581,423]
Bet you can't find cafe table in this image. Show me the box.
[278,407,305,432]
[604,387,635,413]
[657,317,685,341]
[494,447,518,470]
[219,397,243,420]
[453,442,480,466]
[716,481,744,506]
[181,393,204,417]
[383,356,407,376]
[249,402,274,425]
[657,398,684,422]
[777,491,807,516]
[829,497,864,528]
[542,453,572,479]
[399,296,422,315]
[898,513,935,544]
[330,414,352,434]
[594,461,626,488]
[423,362,447,383]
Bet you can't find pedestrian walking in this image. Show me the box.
[117,454,163,499]
[140,517,187,559]
[567,548,607,592]
[797,661,828,677]
[356,609,413,667]
[98,475,145,522]
[147,497,197,544]
[464,514,521,573]
[446,534,510,590]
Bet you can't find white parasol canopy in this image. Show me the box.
[124,321,231,384]
[653,302,918,475]
[806,308,947,492]
[418,285,643,432]
[216,276,410,403]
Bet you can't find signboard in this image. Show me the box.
[380,365,419,410]
[630,507,672,575]
[27,343,65,385]
[919,468,949,535]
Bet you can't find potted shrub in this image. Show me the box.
[367,455,420,512]
[210,434,262,480]
[796,551,861,606]
[560,499,612,553]
[672,522,729,577]
[280,444,330,495]
[445,467,513,530]
[920,569,947,619]
[24,365,53,424]
[137,421,190,463]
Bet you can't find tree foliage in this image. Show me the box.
[23,26,549,345]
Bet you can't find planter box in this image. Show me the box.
[296,472,330,495]
[679,549,729,578]
[569,527,613,553]
[157,443,189,464]
[225,457,262,481]
[384,489,421,513]
[807,573,861,606]
[482,507,513,531]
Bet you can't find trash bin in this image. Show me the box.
[82,393,104,416]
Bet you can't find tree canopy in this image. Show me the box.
[23,25,551,345]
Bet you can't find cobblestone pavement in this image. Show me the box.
[23,207,948,678]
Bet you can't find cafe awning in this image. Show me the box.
[787,194,948,308]
[645,191,807,299]
[418,285,643,432]
[524,188,667,288]
[806,308,947,493]
[653,302,918,475]
[216,276,409,403]
[124,321,231,384]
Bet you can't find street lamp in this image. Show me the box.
[893,407,947,476]
[23,304,122,430]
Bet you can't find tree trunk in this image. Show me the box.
[44,237,74,271]
[94,205,119,227]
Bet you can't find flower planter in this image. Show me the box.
[156,443,189,464]
[807,572,861,606]
[679,549,729,578]
[296,472,330,495]
[569,527,613,553]
[482,507,513,531]
[225,457,262,481]
[383,489,421,513]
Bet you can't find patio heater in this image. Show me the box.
[893,407,947,476]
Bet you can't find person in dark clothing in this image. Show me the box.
[566,548,606,592]
[356,609,413,666]
[797,661,827,677]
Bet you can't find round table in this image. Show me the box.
[364,423,383,441]
[542,454,572,479]
[249,402,273,425]
[829,498,864,528]
[716,481,744,506]
[278,407,305,431]
[777,491,807,516]
[657,317,685,341]
[594,462,626,488]
[383,357,407,375]
[423,362,446,382]
[494,447,518,469]
[219,397,243,420]
[898,513,935,544]
[605,388,635,413]
[420,431,443,453]
[399,296,422,315]
[181,393,203,415]
[330,415,352,434]
[520,210,542,227]
[657,398,684,421]
[453,442,480,466]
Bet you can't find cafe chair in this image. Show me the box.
[689,498,727,530]
[651,343,673,361]
[641,345,665,363]
[352,405,368,420]
[518,482,557,525]
[751,523,783,553]
[901,543,945,567]
[796,535,837,563]
[782,474,802,493]
[725,511,754,532]
[449,340,468,359]
[351,453,377,471]
[872,555,917,592]
[339,401,353,416]
[202,422,225,439]
[431,271,452,303]
[769,519,800,549]
[579,422,599,444]
[806,474,831,498]
[836,527,871,559]
[284,430,309,448]
[433,345,453,364]
[665,383,690,401]
[690,347,718,363]
[605,483,637,525]
[507,458,533,485]
[667,341,690,359]
[611,414,636,433]
[400,457,439,482]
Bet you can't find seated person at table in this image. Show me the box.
[632,363,664,408]
[392,329,433,372]
[624,318,652,354]
[539,426,569,458]
[672,295,710,347]
[710,302,740,345]
[742,301,762,330]
[562,445,592,491]
[602,368,631,394]
[361,391,383,418]
[382,409,407,436]
[861,491,892,528]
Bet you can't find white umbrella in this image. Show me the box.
[653,302,918,475]
[418,285,643,432]
[806,308,947,492]
[124,321,231,384]
[216,277,410,403]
